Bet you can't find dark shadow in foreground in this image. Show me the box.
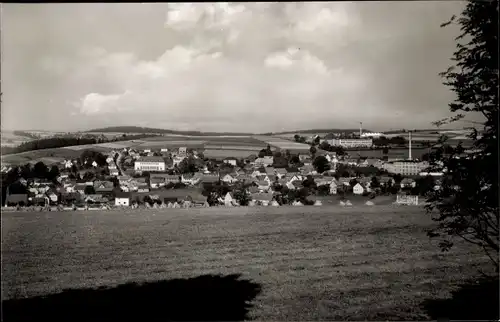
[421,276,499,321]
[2,274,262,322]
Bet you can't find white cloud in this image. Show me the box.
[264,48,330,76]
[2,2,466,132]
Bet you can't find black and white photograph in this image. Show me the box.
[1,2,498,321]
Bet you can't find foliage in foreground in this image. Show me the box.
[426,0,499,272]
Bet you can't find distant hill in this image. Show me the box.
[265,129,372,135]
[86,126,256,136]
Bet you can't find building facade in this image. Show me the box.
[134,156,166,172]
[384,161,429,176]
[328,139,373,148]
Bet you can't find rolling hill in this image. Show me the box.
[86,126,256,136]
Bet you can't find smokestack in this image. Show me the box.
[408,131,412,160]
[359,122,363,137]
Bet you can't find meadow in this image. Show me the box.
[1,206,494,320]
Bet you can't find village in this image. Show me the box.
[2,136,442,210]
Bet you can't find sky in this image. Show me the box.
[1,2,470,133]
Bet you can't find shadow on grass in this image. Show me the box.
[2,274,262,322]
[421,276,499,321]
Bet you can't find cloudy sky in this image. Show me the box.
[1,2,467,133]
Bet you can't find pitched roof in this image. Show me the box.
[257,180,269,186]
[115,192,131,198]
[286,167,299,173]
[137,156,165,163]
[150,177,165,184]
[275,168,287,174]
[265,167,275,174]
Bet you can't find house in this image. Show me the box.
[338,177,352,186]
[233,168,246,176]
[92,161,98,168]
[178,147,187,156]
[380,176,395,186]
[94,180,114,193]
[223,157,238,166]
[115,192,131,206]
[110,169,119,176]
[75,183,87,194]
[287,175,303,184]
[353,183,365,195]
[108,163,117,170]
[63,160,73,169]
[265,167,275,176]
[164,175,181,184]
[134,156,166,172]
[285,167,299,175]
[222,174,238,184]
[181,174,200,185]
[254,157,273,167]
[251,192,273,206]
[160,148,169,153]
[46,190,58,204]
[263,175,274,184]
[172,156,185,167]
[360,159,379,167]
[315,176,333,186]
[298,154,309,161]
[285,182,296,190]
[150,177,165,189]
[223,192,234,206]
[137,183,150,193]
[292,181,303,190]
[251,169,265,177]
[329,181,338,194]
[84,194,108,204]
[301,165,315,175]
[400,178,415,188]
[118,176,130,185]
[275,168,287,178]
[257,181,270,191]
[200,174,220,184]
[63,182,76,193]
[302,158,313,166]
[247,186,260,194]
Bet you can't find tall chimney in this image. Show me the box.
[359,122,363,137]
[408,131,412,160]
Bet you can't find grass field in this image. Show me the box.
[1,206,493,320]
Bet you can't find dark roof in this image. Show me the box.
[115,192,131,198]
[286,167,299,173]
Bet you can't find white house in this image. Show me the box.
[143,149,151,153]
[64,160,73,169]
[353,183,365,195]
[115,192,130,206]
[134,156,166,172]
[181,174,200,185]
[178,147,187,155]
[329,181,338,195]
[223,157,238,166]
[224,192,234,206]
[222,174,238,184]
[92,161,98,167]
[172,156,185,167]
[161,148,169,152]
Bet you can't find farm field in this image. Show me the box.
[255,136,312,152]
[203,148,258,159]
[1,206,493,320]
[0,148,98,166]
